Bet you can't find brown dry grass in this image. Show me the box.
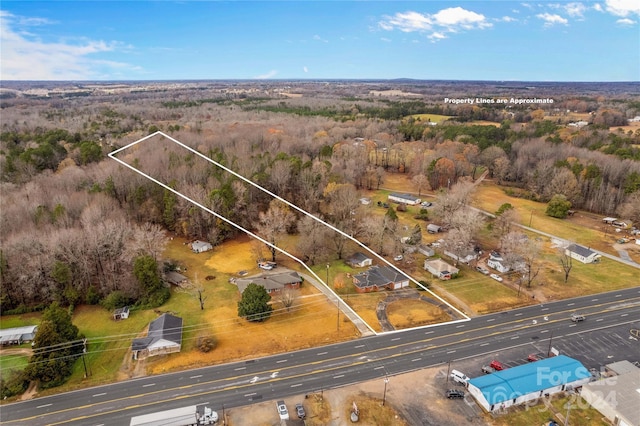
[341,392,409,426]
[386,298,450,328]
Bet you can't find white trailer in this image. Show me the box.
[130,405,218,426]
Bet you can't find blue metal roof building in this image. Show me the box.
[467,355,591,412]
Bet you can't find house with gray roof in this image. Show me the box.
[0,325,38,346]
[565,243,601,264]
[191,240,213,253]
[234,270,302,297]
[388,193,421,206]
[131,313,183,360]
[352,265,410,293]
[165,271,188,287]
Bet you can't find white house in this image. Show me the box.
[191,240,213,253]
[131,313,183,360]
[388,193,421,206]
[487,257,511,273]
[565,243,601,264]
[424,259,459,280]
[113,306,130,320]
[444,249,478,264]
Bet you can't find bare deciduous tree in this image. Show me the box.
[256,199,296,262]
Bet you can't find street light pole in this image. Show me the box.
[382,376,389,406]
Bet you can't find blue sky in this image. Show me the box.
[1,1,638,81]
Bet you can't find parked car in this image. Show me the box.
[481,365,495,374]
[490,360,506,371]
[421,201,433,207]
[571,313,586,322]
[258,261,276,270]
[394,254,404,261]
[527,354,541,362]
[276,401,289,420]
[446,389,465,399]
[295,403,306,419]
[476,266,490,275]
[450,369,469,384]
[490,273,503,282]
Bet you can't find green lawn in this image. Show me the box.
[0,353,29,373]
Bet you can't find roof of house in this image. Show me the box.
[353,265,409,289]
[0,325,38,343]
[566,243,597,258]
[132,313,183,351]
[349,252,372,264]
[389,193,420,201]
[191,240,212,249]
[424,258,459,274]
[235,270,303,294]
[468,355,589,406]
[166,271,188,284]
[584,362,640,425]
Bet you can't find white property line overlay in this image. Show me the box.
[109,131,469,332]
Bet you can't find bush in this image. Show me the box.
[136,287,171,310]
[0,370,29,399]
[101,291,132,311]
[196,335,217,353]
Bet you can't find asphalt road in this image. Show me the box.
[2,286,639,426]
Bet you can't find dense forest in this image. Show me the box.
[1,81,639,313]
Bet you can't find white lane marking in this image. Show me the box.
[540,330,549,333]
[244,392,256,397]
[456,325,465,328]
[515,313,523,316]
[277,359,287,363]
[355,344,365,348]
[486,318,495,322]
[190,375,202,379]
[447,350,456,354]
[541,308,549,311]
[317,351,328,356]
[425,331,434,334]
[291,383,302,387]
[92,393,106,397]
[234,367,246,371]
[37,404,52,409]
[480,343,489,346]
[591,298,599,302]
[567,303,575,306]
[334,375,345,379]
[143,383,155,387]
[412,358,422,362]
[374,366,385,370]
[391,337,401,341]
[615,294,622,297]
[621,313,629,317]
[511,336,519,340]
[596,318,604,322]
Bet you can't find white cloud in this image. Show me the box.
[303,66,308,73]
[379,11,432,32]
[499,16,518,22]
[536,12,569,26]
[0,11,137,80]
[616,17,637,25]
[428,32,447,42]
[312,34,328,43]
[432,7,493,29]
[521,3,534,9]
[380,37,392,42]
[593,3,604,12]
[379,7,491,42]
[254,70,278,79]
[564,2,587,17]
[605,0,640,16]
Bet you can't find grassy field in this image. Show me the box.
[0,352,29,374]
[406,113,452,123]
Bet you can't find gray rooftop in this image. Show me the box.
[353,265,409,289]
[566,243,597,258]
[235,270,303,294]
[132,313,182,351]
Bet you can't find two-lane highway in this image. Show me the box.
[2,286,639,425]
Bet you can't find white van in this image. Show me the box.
[450,369,469,384]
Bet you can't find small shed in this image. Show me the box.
[0,325,38,346]
[191,240,213,253]
[417,245,435,257]
[113,306,130,320]
[427,224,442,234]
[348,252,373,268]
[166,271,189,287]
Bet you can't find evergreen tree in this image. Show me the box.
[545,194,572,219]
[237,283,272,322]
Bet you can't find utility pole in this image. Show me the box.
[81,338,88,378]
[446,359,451,383]
[547,331,554,357]
[382,376,389,406]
